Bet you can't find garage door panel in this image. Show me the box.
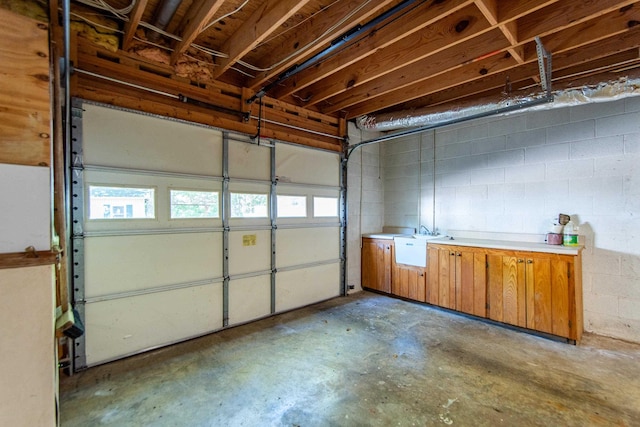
[84,282,223,366]
[228,230,271,276]
[276,228,339,268]
[83,104,223,175]
[84,233,223,298]
[228,276,271,326]
[228,139,270,180]
[276,263,340,312]
[275,143,339,186]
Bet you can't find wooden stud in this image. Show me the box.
[209,0,313,79]
[122,0,148,52]
[169,0,226,65]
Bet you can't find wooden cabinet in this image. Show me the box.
[361,237,583,343]
[361,238,393,293]
[487,250,583,342]
[427,244,487,317]
[392,262,426,302]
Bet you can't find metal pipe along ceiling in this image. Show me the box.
[247,0,419,103]
[148,0,182,41]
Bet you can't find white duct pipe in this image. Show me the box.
[356,77,640,132]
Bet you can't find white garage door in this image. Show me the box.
[70,101,342,369]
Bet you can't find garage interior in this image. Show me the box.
[1,0,640,425]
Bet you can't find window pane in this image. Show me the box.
[170,190,219,219]
[313,196,338,217]
[89,186,155,219]
[277,195,307,218]
[230,193,268,218]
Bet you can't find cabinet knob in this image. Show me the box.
[450,252,455,256]
[518,259,524,263]
[457,253,462,257]
[527,259,533,264]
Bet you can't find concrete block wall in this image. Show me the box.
[346,122,383,293]
[380,96,640,343]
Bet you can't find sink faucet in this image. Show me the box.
[420,225,430,235]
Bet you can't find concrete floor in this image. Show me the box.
[60,291,640,426]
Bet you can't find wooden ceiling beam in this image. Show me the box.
[247,0,399,90]
[341,45,514,118]
[122,0,148,52]
[169,0,226,65]
[320,27,509,114]
[343,28,640,119]
[272,0,474,99]
[474,0,524,63]
[209,0,313,80]
[301,5,493,109]
[324,2,640,116]
[518,0,640,42]
[523,6,640,61]
[402,47,640,113]
[497,0,560,22]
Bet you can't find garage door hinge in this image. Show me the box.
[71,106,84,118]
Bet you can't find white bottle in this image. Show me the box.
[563,219,578,246]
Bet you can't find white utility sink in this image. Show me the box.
[412,234,444,240]
[394,236,428,267]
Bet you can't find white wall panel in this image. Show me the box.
[228,276,271,325]
[84,232,223,298]
[228,139,270,180]
[276,263,340,312]
[84,282,223,366]
[0,164,50,252]
[276,227,339,268]
[275,143,339,186]
[228,230,270,275]
[0,266,55,426]
[83,104,222,175]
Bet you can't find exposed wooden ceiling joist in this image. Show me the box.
[64,0,640,143]
[169,0,226,65]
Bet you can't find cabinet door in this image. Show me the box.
[525,254,571,338]
[426,246,440,305]
[457,250,487,318]
[437,248,456,310]
[488,254,526,327]
[427,245,487,316]
[361,239,392,293]
[392,264,426,302]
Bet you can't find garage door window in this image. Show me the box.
[170,189,219,219]
[88,185,155,219]
[277,195,307,218]
[230,192,268,218]
[313,196,338,217]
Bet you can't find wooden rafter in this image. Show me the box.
[342,21,640,119]
[272,0,474,100]
[305,6,497,110]
[63,0,640,142]
[323,28,511,115]
[209,0,313,80]
[122,0,148,51]
[170,0,226,65]
[402,44,640,113]
[474,0,524,63]
[247,0,399,89]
